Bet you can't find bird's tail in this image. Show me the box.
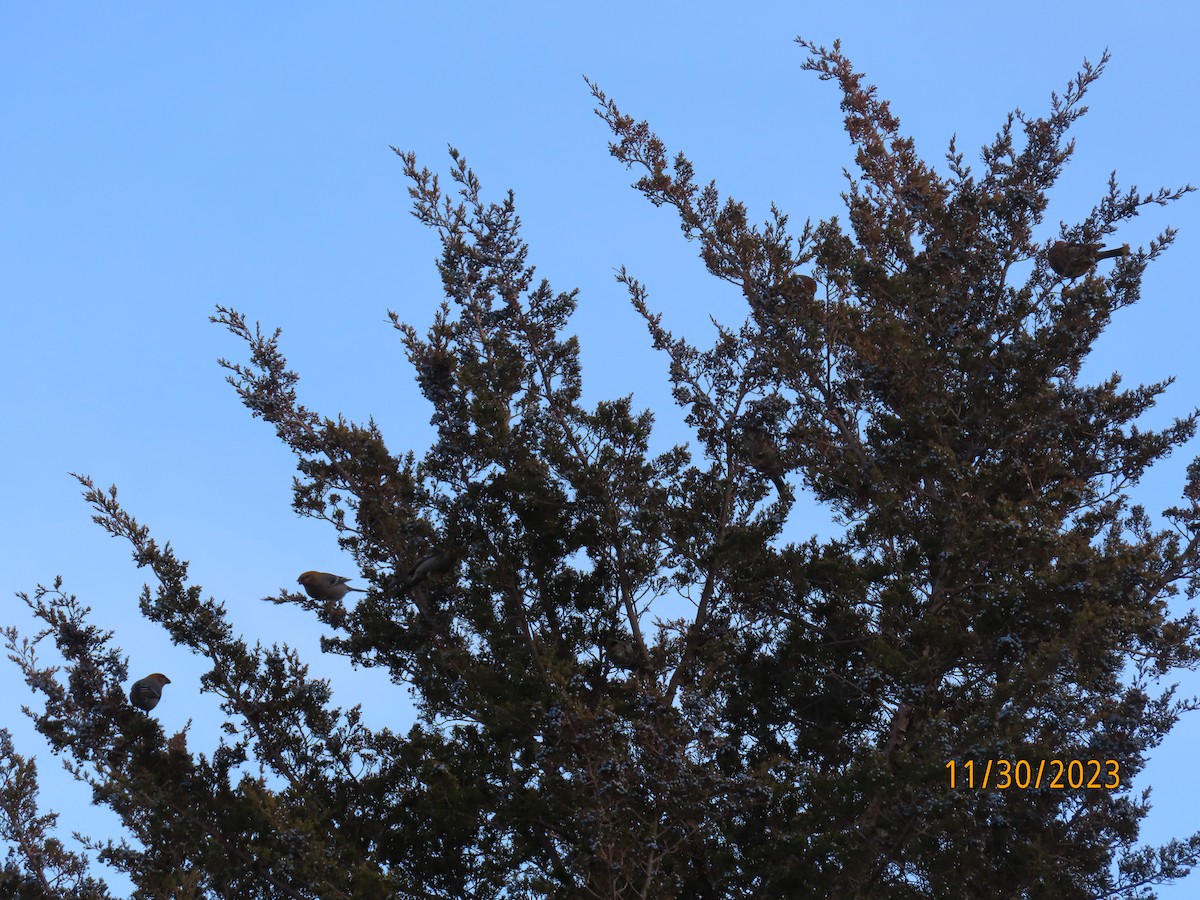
[771,474,791,498]
[1097,243,1131,261]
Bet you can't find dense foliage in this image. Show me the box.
[4,40,1200,899]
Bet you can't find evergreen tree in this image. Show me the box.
[4,39,1200,898]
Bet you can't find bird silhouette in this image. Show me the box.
[401,548,457,591]
[605,636,642,670]
[1047,241,1129,279]
[130,673,171,712]
[785,274,818,301]
[744,428,790,498]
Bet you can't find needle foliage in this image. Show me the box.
[5,39,1200,900]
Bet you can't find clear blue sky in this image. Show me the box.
[3,3,1198,894]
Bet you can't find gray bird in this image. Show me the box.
[1047,241,1129,279]
[130,673,171,712]
[605,636,641,670]
[745,428,790,497]
[401,549,456,591]
[297,571,366,603]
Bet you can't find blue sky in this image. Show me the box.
[3,3,1198,894]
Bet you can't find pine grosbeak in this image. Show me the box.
[606,636,642,670]
[401,549,456,590]
[297,571,367,602]
[1047,241,1129,279]
[130,673,171,712]
[745,428,790,498]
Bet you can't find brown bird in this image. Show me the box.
[130,673,171,712]
[1047,241,1130,279]
[400,548,457,591]
[297,571,367,603]
[744,428,790,498]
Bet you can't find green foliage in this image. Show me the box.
[5,39,1200,899]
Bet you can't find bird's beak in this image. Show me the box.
[164,676,172,684]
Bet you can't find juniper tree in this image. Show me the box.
[5,38,1200,899]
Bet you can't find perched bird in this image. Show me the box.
[744,428,790,498]
[786,274,818,301]
[401,549,456,591]
[750,274,817,315]
[605,636,642,670]
[130,673,171,712]
[1047,241,1130,279]
[297,571,367,603]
